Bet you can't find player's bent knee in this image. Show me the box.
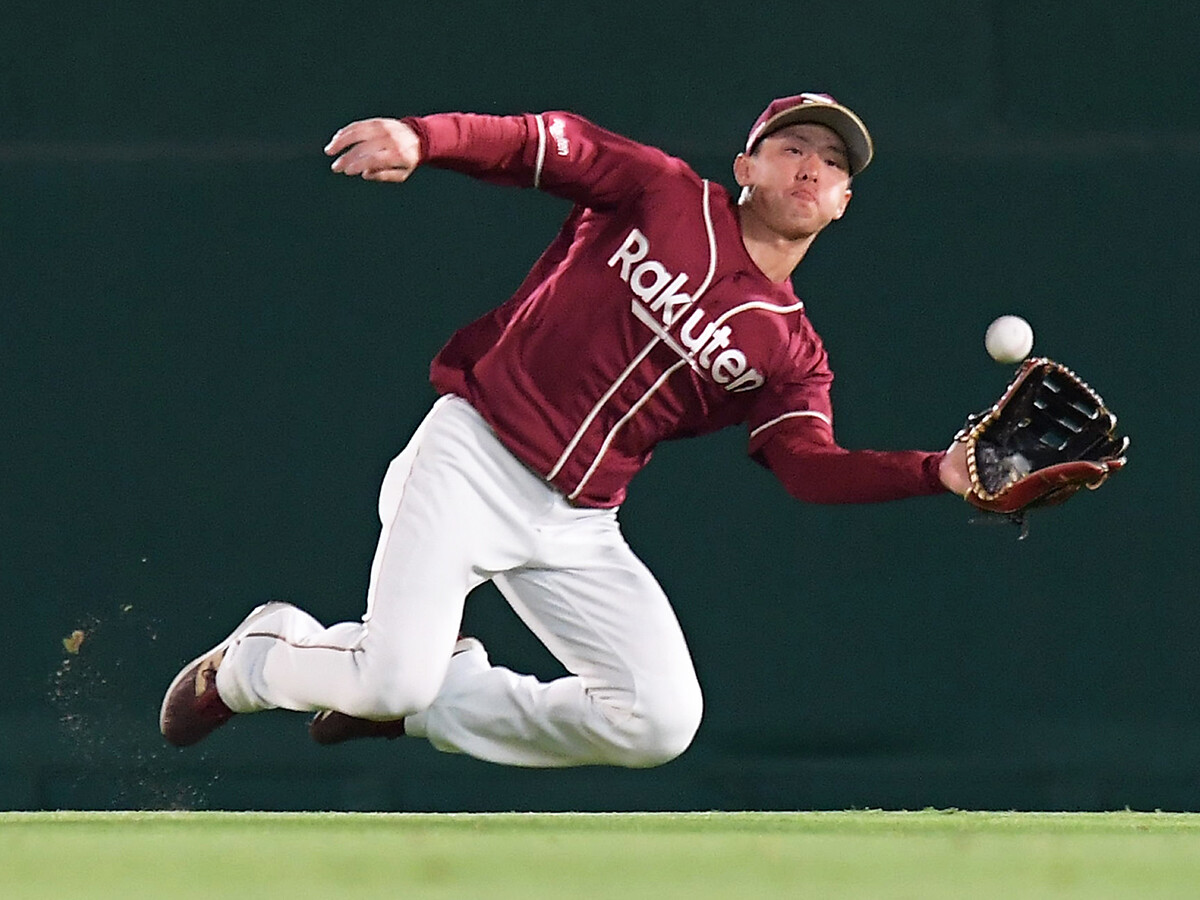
[609,681,704,768]
[337,656,442,720]
[362,678,440,720]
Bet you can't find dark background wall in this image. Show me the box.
[2,1,1197,811]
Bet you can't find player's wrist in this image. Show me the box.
[937,443,972,497]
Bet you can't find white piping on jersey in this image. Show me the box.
[533,114,548,189]
[560,180,720,499]
[568,360,688,500]
[546,338,660,481]
[749,409,832,440]
[711,297,804,326]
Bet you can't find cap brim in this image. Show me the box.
[747,104,874,176]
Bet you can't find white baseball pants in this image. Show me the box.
[216,395,703,767]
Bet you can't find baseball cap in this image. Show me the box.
[745,92,874,176]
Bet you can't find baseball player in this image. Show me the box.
[161,93,972,768]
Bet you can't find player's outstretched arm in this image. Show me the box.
[753,418,968,504]
[325,118,422,183]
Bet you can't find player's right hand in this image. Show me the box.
[325,118,422,183]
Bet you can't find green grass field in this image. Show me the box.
[3,810,1200,899]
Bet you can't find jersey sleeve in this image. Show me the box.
[745,332,947,503]
[402,111,681,208]
[745,320,837,456]
[754,425,948,504]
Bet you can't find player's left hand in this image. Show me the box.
[956,357,1128,527]
[325,118,422,182]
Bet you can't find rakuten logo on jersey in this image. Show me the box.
[607,228,763,392]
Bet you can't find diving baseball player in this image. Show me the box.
[161,93,973,767]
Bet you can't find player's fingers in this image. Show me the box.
[324,118,386,156]
[324,126,362,157]
[325,117,415,157]
[330,142,394,175]
[326,119,420,180]
[362,167,412,184]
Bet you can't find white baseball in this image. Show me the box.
[985,315,1034,364]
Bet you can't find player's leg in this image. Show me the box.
[169,396,535,735]
[405,509,704,768]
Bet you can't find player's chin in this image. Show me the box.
[764,206,826,241]
[773,218,822,242]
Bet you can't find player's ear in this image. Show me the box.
[733,152,753,188]
[832,186,852,220]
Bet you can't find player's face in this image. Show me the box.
[735,123,853,241]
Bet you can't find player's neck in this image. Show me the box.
[736,207,817,283]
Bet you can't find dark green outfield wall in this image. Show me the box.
[3,2,1198,811]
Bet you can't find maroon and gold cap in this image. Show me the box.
[745,92,873,175]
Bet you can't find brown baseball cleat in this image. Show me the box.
[308,710,406,745]
[159,601,292,747]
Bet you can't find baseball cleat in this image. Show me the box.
[159,601,292,747]
[308,710,406,745]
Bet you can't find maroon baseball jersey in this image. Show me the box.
[404,111,946,508]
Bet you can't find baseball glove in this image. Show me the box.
[956,357,1128,528]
